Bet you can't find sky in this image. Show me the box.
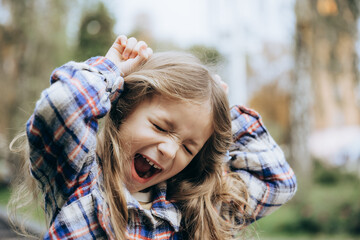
[108,0,210,47]
[0,0,296,53]
[0,0,297,105]
[102,0,296,105]
[105,0,296,51]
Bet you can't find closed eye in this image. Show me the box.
[153,123,166,132]
[183,145,193,155]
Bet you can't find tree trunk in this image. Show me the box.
[291,0,313,193]
[312,0,359,128]
[292,0,359,193]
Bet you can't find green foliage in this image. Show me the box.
[75,2,115,61]
[282,197,360,235]
[0,187,11,205]
[0,0,70,142]
[188,45,224,66]
[313,160,358,185]
[258,161,360,237]
[313,160,340,185]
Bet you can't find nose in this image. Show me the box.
[158,137,179,160]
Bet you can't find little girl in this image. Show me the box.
[10,36,297,239]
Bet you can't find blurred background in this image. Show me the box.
[0,0,360,239]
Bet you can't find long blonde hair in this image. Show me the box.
[98,52,252,239]
[9,52,252,240]
[8,132,44,239]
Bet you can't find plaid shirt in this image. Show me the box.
[26,57,297,239]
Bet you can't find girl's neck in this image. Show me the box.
[132,191,151,203]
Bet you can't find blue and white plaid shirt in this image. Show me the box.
[26,57,297,239]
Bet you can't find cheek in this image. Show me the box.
[172,156,193,175]
[122,123,153,145]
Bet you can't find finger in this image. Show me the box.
[138,47,153,61]
[129,55,144,68]
[117,35,127,48]
[130,41,147,59]
[105,35,127,60]
[213,74,222,83]
[122,37,137,60]
[213,74,228,94]
[220,81,229,94]
[129,49,151,69]
[112,35,127,54]
[146,47,153,58]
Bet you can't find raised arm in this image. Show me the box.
[27,57,123,219]
[228,105,297,222]
[26,36,151,221]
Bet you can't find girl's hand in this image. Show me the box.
[213,74,229,95]
[105,35,153,76]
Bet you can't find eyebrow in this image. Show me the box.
[163,119,175,132]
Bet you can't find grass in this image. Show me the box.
[254,168,360,239]
[255,204,360,240]
[0,185,45,226]
[0,186,11,205]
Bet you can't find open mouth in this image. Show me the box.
[133,153,162,180]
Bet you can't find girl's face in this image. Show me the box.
[120,95,213,193]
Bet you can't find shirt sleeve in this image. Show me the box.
[26,57,123,221]
[228,105,297,222]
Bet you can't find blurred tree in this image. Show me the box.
[293,0,360,190]
[0,0,70,139]
[0,0,70,182]
[188,45,224,67]
[247,42,293,146]
[75,2,115,61]
[248,81,291,145]
[292,0,313,192]
[311,0,359,128]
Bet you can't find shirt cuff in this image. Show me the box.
[86,56,124,103]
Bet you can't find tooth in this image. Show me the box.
[143,156,154,166]
[142,155,161,169]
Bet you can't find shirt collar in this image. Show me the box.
[125,182,182,232]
